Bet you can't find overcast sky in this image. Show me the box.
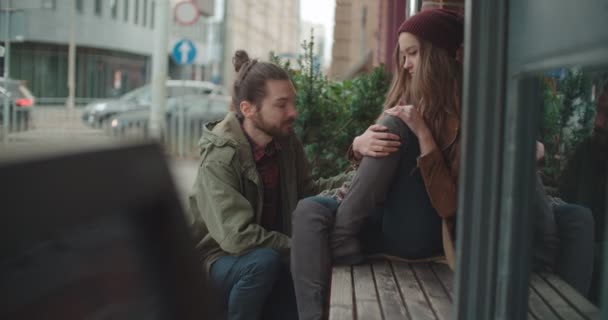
[300,0,335,64]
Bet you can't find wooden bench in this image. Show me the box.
[329,259,600,320]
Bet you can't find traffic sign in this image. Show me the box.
[171,39,197,65]
[174,1,200,26]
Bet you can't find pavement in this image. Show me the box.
[1,106,201,209]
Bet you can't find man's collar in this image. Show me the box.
[241,125,282,161]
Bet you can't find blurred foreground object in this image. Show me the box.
[0,142,217,320]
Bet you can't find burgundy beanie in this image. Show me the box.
[397,9,464,57]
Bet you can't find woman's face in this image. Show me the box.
[398,32,420,76]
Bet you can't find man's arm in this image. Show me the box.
[194,160,290,255]
[292,137,351,197]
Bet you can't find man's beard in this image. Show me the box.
[253,113,295,138]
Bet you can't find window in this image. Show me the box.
[76,0,83,13]
[111,0,118,19]
[361,6,367,28]
[134,0,139,25]
[94,0,102,16]
[150,1,155,29]
[143,0,148,27]
[124,0,129,22]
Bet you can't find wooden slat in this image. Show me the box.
[528,284,560,320]
[329,265,354,320]
[430,263,454,301]
[530,273,585,320]
[538,272,600,320]
[372,261,410,320]
[392,262,437,320]
[412,263,452,320]
[353,264,382,320]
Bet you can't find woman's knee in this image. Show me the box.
[379,114,409,136]
[293,197,338,221]
[555,204,595,234]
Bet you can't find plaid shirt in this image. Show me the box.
[244,131,283,232]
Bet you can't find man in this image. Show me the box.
[189,50,345,320]
[532,165,594,298]
[560,84,608,244]
[559,82,608,302]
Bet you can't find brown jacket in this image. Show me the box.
[347,113,460,268]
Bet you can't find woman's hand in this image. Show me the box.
[385,105,437,155]
[384,105,431,139]
[352,124,401,159]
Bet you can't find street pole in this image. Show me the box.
[408,0,421,17]
[3,4,11,143]
[149,0,170,140]
[66,0,76,110]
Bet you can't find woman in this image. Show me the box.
[290,9,464,320]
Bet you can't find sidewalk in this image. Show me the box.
[168,157,199,213]
[2,106,202,213]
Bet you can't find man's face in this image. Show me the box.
[252,79,298,137]
[593,89,608,145]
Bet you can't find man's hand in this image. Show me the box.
[352,124,401,159]
[536,141,545,162]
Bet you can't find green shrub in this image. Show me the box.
[271,35,390,178]
[539,69,595,187]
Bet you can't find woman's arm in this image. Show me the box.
[351,124,402,159]
[385,105,459,218]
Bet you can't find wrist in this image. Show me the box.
[418,128,433,143]
[352,136,363,159]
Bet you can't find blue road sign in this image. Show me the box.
[172,39,196,65]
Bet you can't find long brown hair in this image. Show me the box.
[383,38,462,145]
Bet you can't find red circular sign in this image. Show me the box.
[174,1,201,26]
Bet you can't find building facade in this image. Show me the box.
[219,0,300,89]
[330,0,464,79]
[0,0,214,103]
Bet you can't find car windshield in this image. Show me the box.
[168,86,209,97]
[119,85,150,102]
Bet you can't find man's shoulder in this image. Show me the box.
[199,113,247,165]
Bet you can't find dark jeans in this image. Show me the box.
[291,115,443,320]
[553,204,595,297]
[210,248,298,320]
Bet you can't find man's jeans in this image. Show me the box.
[210,248,298,320]
[553,204,595,297]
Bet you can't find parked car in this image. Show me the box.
[109,94,230,131]
[107,94,231,145]
[81,80,225,128]
[0,78,36,132]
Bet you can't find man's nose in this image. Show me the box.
[288,104,298,119]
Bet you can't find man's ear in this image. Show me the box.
[240,100,256,119]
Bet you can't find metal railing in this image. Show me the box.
[108,95,230,157]
[1,104,34,142]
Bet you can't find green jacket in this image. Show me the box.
[189,112,347,272]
